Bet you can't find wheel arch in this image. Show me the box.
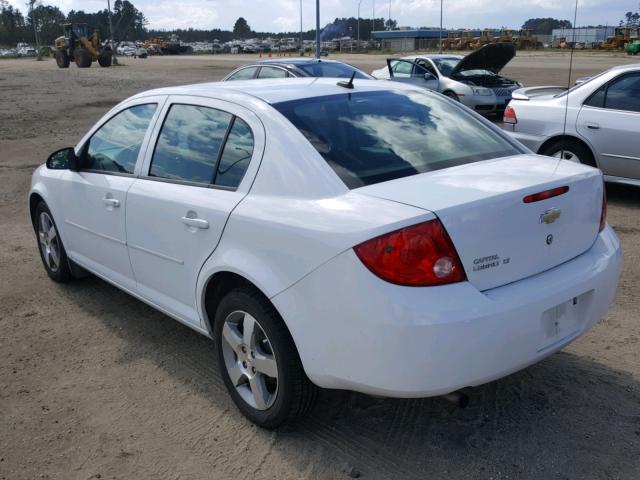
[200,270,286,337]
[29,191,45,231]
[537,134,599,168]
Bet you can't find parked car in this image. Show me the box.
[372,42,523,116]
[30,78,620,428]
[222,58,372,81]
[502,64,640,185]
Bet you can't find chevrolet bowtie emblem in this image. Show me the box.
[540,207,561,224]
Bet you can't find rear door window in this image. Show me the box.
[149,104,254,188]
[274,90,521,188]
[214,118,254,187]
[150,104,232,184]
[604,73,640,112]
[258,66,289,78]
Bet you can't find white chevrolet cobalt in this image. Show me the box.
[30,78,621,428]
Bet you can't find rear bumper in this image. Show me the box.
[504,128,548,153]
[273,226,621,397]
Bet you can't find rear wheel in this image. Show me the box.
[214,288,317,428]
[74,47,92,68]
[34,202,72,283]
[55,49,70,68]
[542,138,596,167]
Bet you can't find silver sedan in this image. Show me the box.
[372,43,523,116]
[503,64,640,185]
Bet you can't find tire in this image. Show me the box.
[98,51,112,67]
[55,50,70,68]
[214,288,317,428]
[443,90,460,102]
[541,138,596,167]
[34,201,73,283]
[74,47,92,68]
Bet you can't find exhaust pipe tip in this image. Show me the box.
[442,391,469,408]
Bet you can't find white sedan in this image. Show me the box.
[502,64,640,184]
[30,78,621,428]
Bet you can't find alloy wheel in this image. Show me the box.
[221,310,279,410]
[38,212,60,272]
[552,149,580,163]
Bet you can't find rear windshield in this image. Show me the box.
[274,90,521,188]
[296,62,372,79]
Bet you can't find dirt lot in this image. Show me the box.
[1,52,640,480]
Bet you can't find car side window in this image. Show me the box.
[226,67,258,80]
[604,73,640,112]
[391,60,413,78]
[150,104,232,184]
[421,60,438,77]
[82,104,157,174]
[584,84,606,108]
[258,66,288,78]
[214,118,254,188]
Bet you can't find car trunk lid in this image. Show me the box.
[357,155,604,291]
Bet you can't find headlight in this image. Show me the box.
[471,87,492,96]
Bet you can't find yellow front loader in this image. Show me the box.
[53,23,113,68]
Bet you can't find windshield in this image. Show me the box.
[431,57,460,77]
[296,62,372,79]
[274,90,522,189]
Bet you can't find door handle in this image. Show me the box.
[181,216,209,229]
[586,122,600,130]
[102,197,120,207]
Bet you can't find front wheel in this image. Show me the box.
[214,288,317,428]
[55,50,70,68]
[74,47,92,68]
[542,138,596,167]
[442,90,460,102]
[34,202,72,283]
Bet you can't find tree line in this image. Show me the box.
[3,0,637,49]
[0,0,145,46]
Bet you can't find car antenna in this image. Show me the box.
[561,0,579,161]
[337,72,356,89]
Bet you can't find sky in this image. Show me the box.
[9,0,640,32]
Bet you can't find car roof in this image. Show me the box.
[131,77,423,105]
[403,54,463,60]
[252,58,342,66]
[609,63,640,72]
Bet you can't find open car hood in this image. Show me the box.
[450,42,516,76]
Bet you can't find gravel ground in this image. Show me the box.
[1,52,639,480]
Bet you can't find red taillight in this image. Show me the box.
[353,219,466,287]
[523,186,569,203]
[599,185,607,232]
[503,105,517,124]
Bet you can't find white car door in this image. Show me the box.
[60,99,163,290]
[577,71,640,179]
[386,58,440,91]
[125,96,265,327]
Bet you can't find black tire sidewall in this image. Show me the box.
[443,91,460,102]
[34,202,72,283]
[214,289,298,429]
[543,139,596,167]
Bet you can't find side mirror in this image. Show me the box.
[46,147,78,171]
[424,72,436,81]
